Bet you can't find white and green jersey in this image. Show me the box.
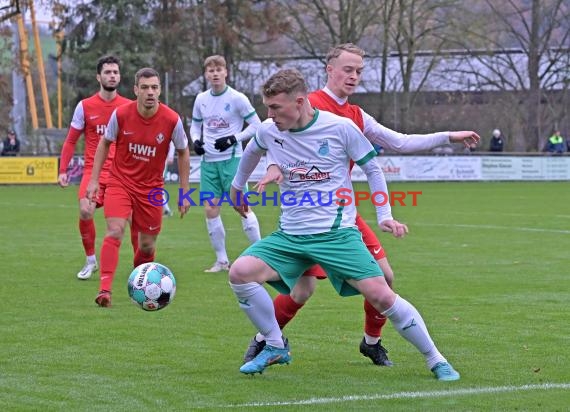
[253,110,378,235]
[190,85,258,162]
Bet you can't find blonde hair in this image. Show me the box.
[261,68,307,97]
[326,43,365,64]
[204,55,227,69]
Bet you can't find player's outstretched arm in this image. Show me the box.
[362,110,480,153]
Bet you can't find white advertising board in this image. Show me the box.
[163,155,570,183]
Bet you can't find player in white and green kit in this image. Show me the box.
[190,55,262,272]
[228,68,460,381]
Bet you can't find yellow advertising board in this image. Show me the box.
[0,157,58,184]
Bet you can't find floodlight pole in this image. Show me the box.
[29,0,53,128]
[16,10,38,129]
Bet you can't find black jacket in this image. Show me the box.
[489,136,504,152]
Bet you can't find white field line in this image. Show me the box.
[413,222,570,234]
[221,383,570,408]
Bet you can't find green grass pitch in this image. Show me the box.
[0,181,568,411]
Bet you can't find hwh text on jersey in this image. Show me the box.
[129,143,156,157]
[96,125,107,135]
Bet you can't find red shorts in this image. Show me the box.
[356,213,386,260]
[104,184,162,235]
[302,213,386,278]
[78,170,109,208]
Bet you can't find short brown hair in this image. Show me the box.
[204,55,226,69]
[135,67,160,85]
[96,55,121,74]
[261,68,307,97]
[325,43,365,64]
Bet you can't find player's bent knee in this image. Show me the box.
[229,256,273,284]
[105,221,127,240]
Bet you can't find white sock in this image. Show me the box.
[382,295,446,370]
[230,282,283,348]
[364,334,380,345]
[242,211,261,244]
[87,255,97,264]
[206,216,229,263]
[163,203,171,213]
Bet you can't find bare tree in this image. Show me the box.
[446,0,570,151]
[389,0,460,131]
[0,25,14,133]
[276,0,385,60]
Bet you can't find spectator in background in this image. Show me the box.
[566,135,570,153]
[546,130,565,154]
[1,129,20,156]
[489,129,504,152]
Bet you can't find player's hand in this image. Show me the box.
[449,131,481,148]
[85,180,99,204]
[58,172,69,188]
[193,140,205,155]
[254,164,283,192]
[214,135,237,152]
[379,219,409,238]
[230,185,249,218]
[178,196,191,218]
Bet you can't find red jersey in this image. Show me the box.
[308,89,364,132]
[105,101,188,193]
[309,89,364,170]
[60,93,131,174]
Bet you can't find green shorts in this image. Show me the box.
[200,157,241,198]
[241,227,383,297]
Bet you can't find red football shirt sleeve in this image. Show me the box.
[59,127,83,173]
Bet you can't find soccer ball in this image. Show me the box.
[127,262,176,311]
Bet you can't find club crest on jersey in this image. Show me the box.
[318,139,330,156]
[289,165,331,183]
[156,133,165,144]
[224,103,231,112]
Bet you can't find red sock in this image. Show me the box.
[364,299,387,338]
[79,219,96,256]
[274,294,304,330]
[99,236,121,292]
[134,248,155,268]
[130,228,139,255]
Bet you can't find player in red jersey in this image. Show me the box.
[58,55,135,280]
[86,67,191,307]
[243,43,480,366]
